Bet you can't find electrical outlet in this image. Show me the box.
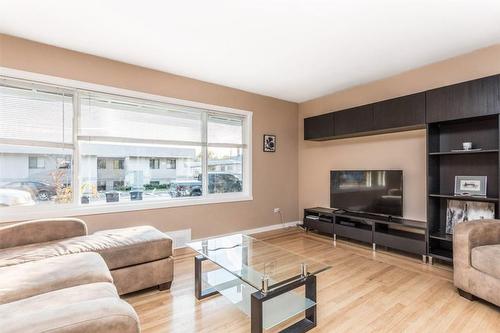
[273,208,280,213]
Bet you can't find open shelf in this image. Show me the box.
[428,149,498,156]
[375,225,425,241]
[428,194,499,202]
[429,231,453,242]
[428,249,453,262]
[203,268,315,330]
[427,114,499,265]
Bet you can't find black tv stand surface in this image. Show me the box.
[303,207,428,261]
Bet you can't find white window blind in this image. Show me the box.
[207,114,244,145]
[0,84,73,147]
[79,92,203,145]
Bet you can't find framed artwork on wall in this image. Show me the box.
[263,134,276,152]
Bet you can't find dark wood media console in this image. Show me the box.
[303,207,428,262]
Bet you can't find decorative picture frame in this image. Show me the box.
[446,200,495,234]
[263,134,276,152]
[454,176,487,196]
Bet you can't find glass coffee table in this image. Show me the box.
[188,234,330,333]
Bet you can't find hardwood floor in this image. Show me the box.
[125,228,500,332]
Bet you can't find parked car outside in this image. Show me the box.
[2,181,57,201]
[207,173,242,193]
[0,189,36,207]
[169,179,202,197]
[169,173,242,197]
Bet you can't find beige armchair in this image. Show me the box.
[453,219,500,306]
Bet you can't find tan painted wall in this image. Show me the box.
[0,34,299,237]
[298,44,500,222]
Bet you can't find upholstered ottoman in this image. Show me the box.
[91,226,174,295]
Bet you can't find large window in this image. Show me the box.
[0,76,250,215]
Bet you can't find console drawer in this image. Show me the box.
[304,218,333,234]
[374,231,426,255]
[335,223,372,243]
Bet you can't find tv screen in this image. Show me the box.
[330,170,403,217]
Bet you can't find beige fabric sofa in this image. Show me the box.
[0,253,140,333]
[0,218,175,332]
[453,219,500,307]
[0,218,174,295]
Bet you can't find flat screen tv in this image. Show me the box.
[330,170,403,217]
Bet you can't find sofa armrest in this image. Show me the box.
[0,218,88,249]
[453,219,500,269]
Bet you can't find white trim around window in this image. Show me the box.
[0,67,253,223]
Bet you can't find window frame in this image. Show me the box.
[0,67,253,223]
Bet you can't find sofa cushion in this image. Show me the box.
[0,282,139,333]
[0,252,112,304]
[0,226,172,269]
[471,244,500,279]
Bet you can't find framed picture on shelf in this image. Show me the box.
[454,176,487,196]
[446,200,495,234]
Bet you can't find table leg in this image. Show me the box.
[194,255,219,300]
[250,275,317,333]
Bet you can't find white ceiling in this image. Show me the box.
[1,1,500,103]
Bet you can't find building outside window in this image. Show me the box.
[165,158,176,169]
[150,159,160,169]
[112,159,125,170]
[0,76,251,219]
[113,180,124,190]
[97,158,106,169]
[28,156,46,169]
[97,180,107,192]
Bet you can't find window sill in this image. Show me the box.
[0,193,253,223]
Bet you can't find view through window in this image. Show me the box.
[0,78,250,211]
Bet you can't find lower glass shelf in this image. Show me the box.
[202,268,315,329]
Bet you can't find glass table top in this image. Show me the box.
[188,234,330,290]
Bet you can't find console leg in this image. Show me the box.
[333,234,336,247]
[422,255,427,264]
[428,256,433,265]
[372,243,376,251]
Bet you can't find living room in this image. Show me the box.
[0,1,499,332]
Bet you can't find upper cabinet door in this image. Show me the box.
[304,112,335,140]
[426,75,500,123]
[373,93,425,131]
[334,105,374,137]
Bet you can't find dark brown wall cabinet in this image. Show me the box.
[426,75,500,123]
[333,105,373,137]
[372,93,425,131]
[304,75,500,141]
[303,112,335,140]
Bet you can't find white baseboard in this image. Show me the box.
[170,221,301,249]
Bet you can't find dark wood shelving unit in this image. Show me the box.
[427,114,500,263]
[428,149,499,156]
[303,74,500,265]
[429,231,453,242]
[428,193,499,202]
